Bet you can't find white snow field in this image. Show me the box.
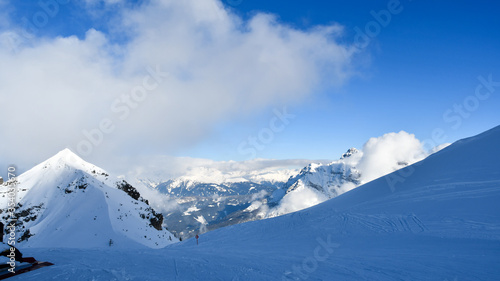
[10,125,500,280]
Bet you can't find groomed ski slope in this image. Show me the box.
[14,126,500,280]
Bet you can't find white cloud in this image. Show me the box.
[121,155,329,184]
[0,0,356,171]
[357,131,427,183]
[269,185,328,216]
[429,142,451,154]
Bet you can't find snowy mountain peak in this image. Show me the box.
[46,148,81,164]
[41,148,101,173]
[340,147,360,159]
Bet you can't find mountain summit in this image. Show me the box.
[0,149,177,248]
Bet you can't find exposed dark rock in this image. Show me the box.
[117,180,141,201]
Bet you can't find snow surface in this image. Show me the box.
[6,126,500,280]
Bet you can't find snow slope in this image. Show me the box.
[10,125,500,280]
[0,149,177,249]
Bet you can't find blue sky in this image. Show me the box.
[1,0,499,173]
[183,0,500,160]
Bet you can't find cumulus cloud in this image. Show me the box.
[137,184,179,214]
[269,186,328,216]
[357,131,427,183]
[0,0,356,173]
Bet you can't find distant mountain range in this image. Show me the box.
[152,170,292,239]
[0,136,444,243]
[140,142,429,239]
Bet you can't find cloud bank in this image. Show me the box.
[0,0,356,172]
[358,131,428,183]
[122,155,328,186]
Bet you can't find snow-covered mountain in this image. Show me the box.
[285,148,362,193]
[276,148,362,202]
[154,167,295,197]
[0,149,177,248]
[127,162,292,239]
[266,132,437,217]
[157,177,279,198]
[127,162,298,191]
[17,126,500,280]
[133,166,295,239]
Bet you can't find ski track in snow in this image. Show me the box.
[340,213,428,234]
